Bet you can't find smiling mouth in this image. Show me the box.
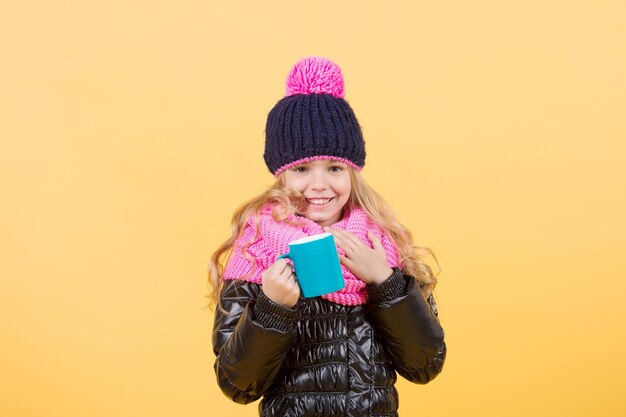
[306,197,334,205]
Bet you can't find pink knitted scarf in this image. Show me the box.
[222,204,399,306]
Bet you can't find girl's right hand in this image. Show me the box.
[261,258,300,308]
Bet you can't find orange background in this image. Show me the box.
[1,1,625,416]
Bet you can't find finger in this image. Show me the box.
[328,229,356,253]
[368,231,383,250]
[327,227,361,247]
[343,230,363,247]
[333,236,354,255]
[274,258,289,274]
[327,229,345,247]
[279,263,294,279]
[286,272,298,291]
[331,232,345,246]
[338,253,353,268]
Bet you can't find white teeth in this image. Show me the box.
[308,198,332,205]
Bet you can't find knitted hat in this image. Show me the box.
[264,57,366,176]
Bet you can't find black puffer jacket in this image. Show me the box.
[212,268,446,417]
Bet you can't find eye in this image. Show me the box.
[329,165,345,173]
[292,166,308,173]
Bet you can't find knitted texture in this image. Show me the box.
[222,204,399,306]
[264,56,366,176]
[285,57,345,98]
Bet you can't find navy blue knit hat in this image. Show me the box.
[264,57,366,176]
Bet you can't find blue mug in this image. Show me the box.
[277,233,345,298]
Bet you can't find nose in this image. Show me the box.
[310,169,328,191]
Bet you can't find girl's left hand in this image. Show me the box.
[324,227,393,285]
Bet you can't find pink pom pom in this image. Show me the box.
[285,56,345,98]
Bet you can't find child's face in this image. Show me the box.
[284,159,351,227]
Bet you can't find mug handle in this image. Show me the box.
[276,252,291,260]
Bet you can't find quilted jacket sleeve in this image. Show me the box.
[366,268,447,384]
[212,279,299,404]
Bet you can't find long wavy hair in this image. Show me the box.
[206,167,440,311]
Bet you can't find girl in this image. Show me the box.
[208,57,446,417]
